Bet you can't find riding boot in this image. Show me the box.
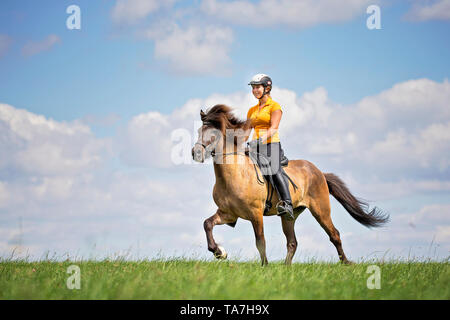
[271,170,295,220]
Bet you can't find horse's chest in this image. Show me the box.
[212,181,247,211]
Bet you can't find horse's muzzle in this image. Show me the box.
[192,146,204,163]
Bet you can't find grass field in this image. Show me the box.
[0,258,448,299]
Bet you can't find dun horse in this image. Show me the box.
[192,105,389,265]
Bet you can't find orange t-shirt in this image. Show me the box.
[247,97,282,144]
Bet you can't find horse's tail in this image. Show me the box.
[324,173,389,228]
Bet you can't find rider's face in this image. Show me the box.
[252,84,264,99]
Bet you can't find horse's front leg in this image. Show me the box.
[251,215,268,266]
[204,209,236,259]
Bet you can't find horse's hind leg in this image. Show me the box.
[309,197,351,264]
[281,218,297,265]
[204,209,236,259]
[251,215,268,266]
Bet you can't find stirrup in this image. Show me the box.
[276,200,294,220]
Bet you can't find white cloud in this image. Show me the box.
[267,78,450,182]
[369,121,450,171]
[118,111,175,168]
[373,204,450,245]
[30,176,75,202]
[200,0,374,28]
[110,1,235,75]
[404,0,450,21]
[331,202,450,262]
[21,34,61,57]
[356,78,450,128]
[117,90,256,168]
[144,22,234,75]
[404,204,450,227]
[436,225,450,243]
[0,181,9,208]
[346,178,450,201]
[0,103,111,176]
[111,0,176,24]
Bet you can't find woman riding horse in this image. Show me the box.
[192,77,389,266]
[246,74,294,220]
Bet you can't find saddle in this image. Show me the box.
[245,147,298,215]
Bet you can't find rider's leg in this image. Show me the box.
[272,170,294,220]
[256,142,294,219]
[269,143,294,220]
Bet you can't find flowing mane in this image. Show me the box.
[200,104,252,145]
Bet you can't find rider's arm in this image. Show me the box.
[244,111,254,143]
[259,109,281,144]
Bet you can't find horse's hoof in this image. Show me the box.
[214,245,228,260]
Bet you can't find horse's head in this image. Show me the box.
[192,109,223,163]
[192,105,252,163]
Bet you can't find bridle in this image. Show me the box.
[196,141,249,158]
[196,122,249,158]
[195,122,220,157]
[195,122,266,186]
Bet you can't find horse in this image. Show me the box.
[191,104,389,266]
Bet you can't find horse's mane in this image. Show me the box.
[200,104,252,145]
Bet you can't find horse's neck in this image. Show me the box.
[213,161,244,188]
[212,142,247,183]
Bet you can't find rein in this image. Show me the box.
[210,150,266,185]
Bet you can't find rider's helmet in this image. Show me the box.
[248,74,272,88]
[248,74,272,99]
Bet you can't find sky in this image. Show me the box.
[0,0,449,262]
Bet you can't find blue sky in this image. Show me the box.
[0,0,449,262]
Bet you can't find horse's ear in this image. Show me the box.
[200,109,206,120]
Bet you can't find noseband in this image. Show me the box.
[195,141,217,157]
[196,122,219,157]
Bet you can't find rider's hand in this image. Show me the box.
[247,138,263,150]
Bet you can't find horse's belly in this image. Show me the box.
[212,182,264,215]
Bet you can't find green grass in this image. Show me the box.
[0,258,448,299]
